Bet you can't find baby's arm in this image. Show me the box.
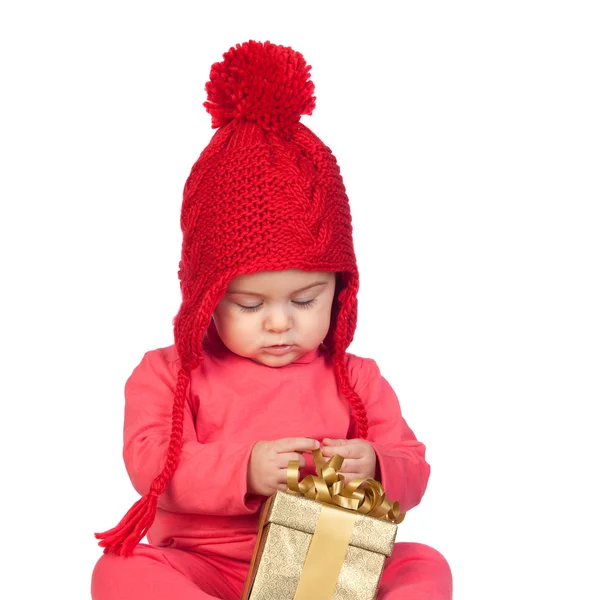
[122,348,262,515]
[350,358,431,513]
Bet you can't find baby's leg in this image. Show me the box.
[377,542,452,600]
[91,543,242,600]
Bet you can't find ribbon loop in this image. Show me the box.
[286,449,405,524]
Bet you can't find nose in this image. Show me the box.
[265,306,292,333]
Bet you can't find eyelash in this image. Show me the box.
[238,299,317,313]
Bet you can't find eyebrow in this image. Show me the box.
[226,281,330,296]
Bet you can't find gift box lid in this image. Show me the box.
[263,490,397,557]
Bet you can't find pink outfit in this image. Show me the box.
[92,333,451,598]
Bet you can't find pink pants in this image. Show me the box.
[91,542,452,599]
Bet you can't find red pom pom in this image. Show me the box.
[203,40,316,134]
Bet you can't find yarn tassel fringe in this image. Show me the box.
[94,493,158,557]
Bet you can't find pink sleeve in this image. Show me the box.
[122,349,263,515]
[351,357,431,514]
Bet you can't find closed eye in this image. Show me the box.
[238,304,262,313]
[293,299,316,309]
[237,299,317,313]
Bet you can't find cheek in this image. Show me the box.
[213,306,237,334]
[300,305,332,339]
[319,307,333,334]
[216,309,257,341]
[316,293,335,334]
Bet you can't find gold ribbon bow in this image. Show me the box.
[286,448,405,524]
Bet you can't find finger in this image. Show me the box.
[330,460,362,477]
[321,444,362,459]
[321,445,349,458]
[328,457,360,470]
[275,437,320,453]
[277,452,306,469]
[322,438,347,446]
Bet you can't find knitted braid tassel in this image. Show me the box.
[95,369,190,556]
[333,279,369,439]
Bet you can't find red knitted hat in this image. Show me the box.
[96,40,368,556]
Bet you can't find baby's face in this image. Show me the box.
[212,269,337,367]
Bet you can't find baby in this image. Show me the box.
[91,40,452,600]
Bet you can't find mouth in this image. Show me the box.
[263,344,295,355]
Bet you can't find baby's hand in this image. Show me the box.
[321,438,377,482]
[247,437,320,497]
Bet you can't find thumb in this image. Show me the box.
[322,438,347,445]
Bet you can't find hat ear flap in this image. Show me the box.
[323,271,358,354]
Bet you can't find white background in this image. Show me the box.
[1,1,599,598]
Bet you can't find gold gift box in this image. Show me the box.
[242,492,398,600]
